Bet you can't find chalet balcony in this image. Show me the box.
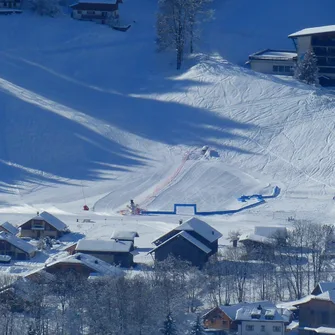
[31,225,45,230]
[318,67,335,74]
[317,57,335,66]
[312,36,335,47]
[314,47,335,57]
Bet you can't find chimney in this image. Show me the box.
[37,211,40,216]
[257,304,262,310]
[115,238,119,243]
[179,219,183,225]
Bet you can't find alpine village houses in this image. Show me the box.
[149,217,222,268]
[18,211,68,239]
[248,24,335,86]
[70,0,121,25]
[203,301,290,335]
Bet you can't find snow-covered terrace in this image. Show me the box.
[249,49,297,61]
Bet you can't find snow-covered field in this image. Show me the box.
[0,0,335,274]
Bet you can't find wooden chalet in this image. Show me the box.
[0,232,36,260]
[149,217,222,267]
[26,253,124,279]
[293,291,335,335]
[70,0,121,24]
[0,222,19,235]
[75,238,134,268]
[18,211,68,239]
[203,301,287,334]
[203,306,238,333]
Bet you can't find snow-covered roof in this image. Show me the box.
[254,226,287,238]
[45,253,124,276]
[236,306,285,321]
[0,221,19,235]
[289,25,335,38]
[287,321,299,331]
[111,230,139,241]
[174,217,222,243]
[0,232,36,255]
[149,230,212,255]
[300,327,335,334]
[21,211,67,231]
[292,290,335,306]
[239,233,274,245]
[249,49,297,61]
[76,239,133,253]
[219,301,276,320]
[315,290,335,303]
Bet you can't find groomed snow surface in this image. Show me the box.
[0,0,335,274]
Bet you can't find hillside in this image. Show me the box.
[0,0,335,223]
[204,0,335,63]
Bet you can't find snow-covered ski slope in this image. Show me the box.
[0,0,335,222]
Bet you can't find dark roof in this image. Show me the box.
[149,231,212,255]
[1,222,19,235]
[152,217,222,245]
[70,2,118,11]
[174,217,222,243]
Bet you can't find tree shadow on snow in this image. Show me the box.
[0,51,260,192]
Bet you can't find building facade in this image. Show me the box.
[150,217,222,267]
[247,49,297,76]
[203,306,237,332]
[295,292,335,335]
[289,25,335,86]
[75,239,134,268]
[0,0,21,9]
[236,307,287,335]
[0,232,36,260]
[70,0,120,24]
[18,212,67,239]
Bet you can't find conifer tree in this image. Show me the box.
[190,315,205,335]
[160,312,178,335]
[294,48,319,86]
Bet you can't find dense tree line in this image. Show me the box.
[0,220,335,334]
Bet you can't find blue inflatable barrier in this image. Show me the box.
[141,186,280,216]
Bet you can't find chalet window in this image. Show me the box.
[246,325,254,331]
[273,325,281,332]
[273,65,279,72]
[261,325,265,332]
[285,66,292,73]
[278,66,285,72]
[87,10,95,14]
[32,220,45,230]
[77,10,82,14]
